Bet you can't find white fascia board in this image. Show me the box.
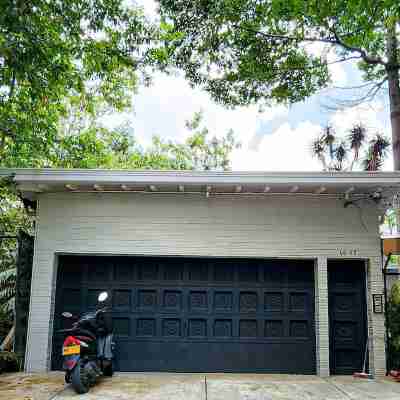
[1,168,400,190]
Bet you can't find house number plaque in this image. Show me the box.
[338,248,359,256]
[372,294,384,314]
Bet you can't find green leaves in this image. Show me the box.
[0,0,154,165]
[0,110,240,313]
[388,281,400,368]
[158,0,397,107]
[0,176,31,312]
[47,110,239,171]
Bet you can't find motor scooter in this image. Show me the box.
[59,291,114,394]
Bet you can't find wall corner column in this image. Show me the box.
[316,256,330,377]
[24,248,56,373]
[368,256,386,378]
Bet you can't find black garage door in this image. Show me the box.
[52,256,316,373]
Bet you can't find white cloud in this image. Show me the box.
[304,42,347,87]
[131,73,284,148]
[328,62,347,87]
[231,121,322,171]
[330,101,386,134]
[108,2,392,171]
[129,72,392,171]
[134,0,158,18]
[229,100,392,172]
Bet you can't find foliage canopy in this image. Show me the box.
[158,0,399,107]
[0,111,239,312]
[0,0,154,165]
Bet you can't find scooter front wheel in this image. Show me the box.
[64,371,71,384]
[71,361,90,394]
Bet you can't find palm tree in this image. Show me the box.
[348,124,367,170]
[363,135,391,171]
[312,124,390,171]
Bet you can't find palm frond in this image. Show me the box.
[321,126,336,160]
[348,124,367,151]
[335,141,348,163]
[311,138,329,170]
[348,124,367,167]
[371,134,391,158]
[363,134,391,171]
[311,138,325,156]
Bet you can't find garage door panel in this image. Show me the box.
[114,341,315,373]
[187,261,210,281]
[53,256,315,373]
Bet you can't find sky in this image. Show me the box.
[120,0,393,172]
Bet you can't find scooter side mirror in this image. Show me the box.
[62,312,73,318]
[98,291,108,303]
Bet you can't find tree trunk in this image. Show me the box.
[386,24,400,170]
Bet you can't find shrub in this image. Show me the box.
[0,351,18,373]
[0,307,13,344]
[387,281,400,369]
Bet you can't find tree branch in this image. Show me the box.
[332,80,386,90]
[326,56,362,65]
[322,77,388,111]
[331,28,387,66]
[242,27,337,46]
[354,77,388,102]
[8,72,16,100]
[239,25,389,67]
[0,133,6,154]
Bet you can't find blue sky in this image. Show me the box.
[121,0,392,171]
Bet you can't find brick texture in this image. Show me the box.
[25,193,384,374]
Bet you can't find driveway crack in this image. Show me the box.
[323,379,355,400]
[47,385,69,400]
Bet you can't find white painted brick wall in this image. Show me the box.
[368,257,386,377]
[24,193,385,375]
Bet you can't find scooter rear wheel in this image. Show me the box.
[71,361,90,394]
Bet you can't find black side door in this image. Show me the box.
[328,260,368,375]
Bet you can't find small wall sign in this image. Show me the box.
[337,248,359,257]
[373,294,384,314]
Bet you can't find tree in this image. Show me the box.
[47,110,240,171]
[312,124,390,171]
[158,0,400,168]
[0,112,239,312]
[142,111,239,171]
[0,0,155,165]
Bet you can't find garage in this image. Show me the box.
[8,169,392,376]
[52,255,316,373]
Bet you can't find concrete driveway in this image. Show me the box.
[2,372,400,400]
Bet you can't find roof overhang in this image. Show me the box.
[1,169,400,205]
